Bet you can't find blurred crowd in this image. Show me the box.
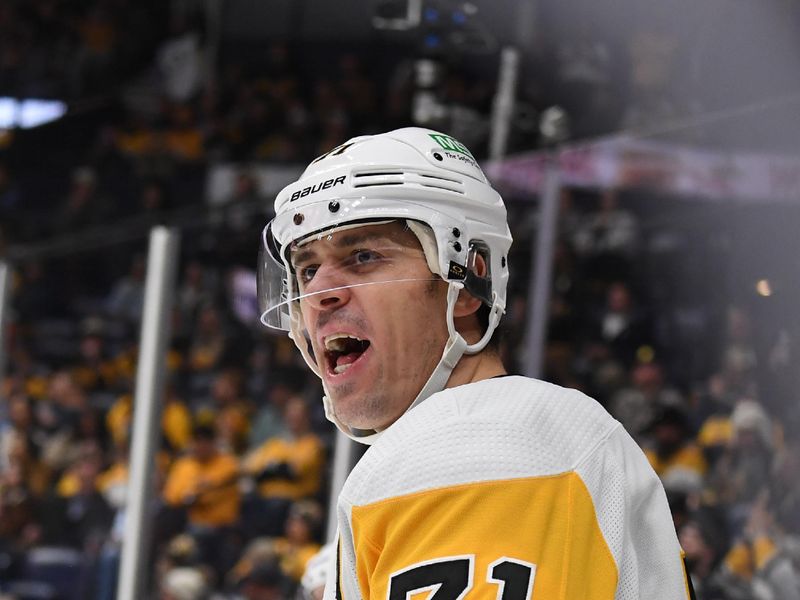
[2,1,800,599]
[502,187,800,600]
[0,0,166,100]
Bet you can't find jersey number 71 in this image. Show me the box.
[388,555,536,600]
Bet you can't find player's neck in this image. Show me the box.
[446,349,507,390]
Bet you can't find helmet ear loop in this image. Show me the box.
[445,282,463,341]
[442,281,469,368]
[446,282,503,355]
[464,291,505,355]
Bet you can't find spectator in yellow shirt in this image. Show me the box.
[162,423,241,578]
[241,397,324,537]
[644,403,708,480]
[209,369,253,455]
[106,387,192,454]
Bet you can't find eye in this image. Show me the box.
[296,264,319,284]
[353,249,381,265]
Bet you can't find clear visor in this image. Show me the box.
[258,218,441,330]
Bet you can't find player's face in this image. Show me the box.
[291,222,448,431]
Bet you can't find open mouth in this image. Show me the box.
[324,334,371,375]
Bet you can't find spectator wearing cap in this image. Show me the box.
[237,560,287,600]
[644,402,707,482]
[707,400,774,517]
[154,533,215,595]
[160,566,210,600]
[696,383,736,470]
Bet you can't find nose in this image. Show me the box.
[299,265,352,312]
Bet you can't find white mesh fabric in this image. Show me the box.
[575,426,688,600]
[328,376,689,600]
[342,376,614,503]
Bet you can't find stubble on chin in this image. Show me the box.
[329,362,388,430]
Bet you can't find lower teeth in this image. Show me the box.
[334,363,352,374]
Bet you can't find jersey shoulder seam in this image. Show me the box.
[573,420,623,472]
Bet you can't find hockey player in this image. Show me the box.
[257,127,695,599]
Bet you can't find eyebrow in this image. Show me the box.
[290,231,395,267]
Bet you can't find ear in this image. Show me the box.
[453,252,487,318]
[453,289,482,318]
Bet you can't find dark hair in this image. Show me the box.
[192,423,216,440]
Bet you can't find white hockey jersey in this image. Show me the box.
[326,376,694,600]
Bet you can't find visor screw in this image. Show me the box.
[433,152,443,161]
[328,200,340,213]
[452,227,461,238]
[293,213,304,225]
[501,256,506,267]
[453,241,462,252]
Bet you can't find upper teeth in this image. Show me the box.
[324,333,364,352]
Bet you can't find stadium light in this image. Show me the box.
[0,97,67,129]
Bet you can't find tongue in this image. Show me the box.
[336,352,362,367]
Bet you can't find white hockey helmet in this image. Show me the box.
[258,127,512,443]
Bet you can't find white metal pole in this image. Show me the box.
[489,47,520,161]
[0,262,10,400]
[522,158,561,379]
[117,227,180,600]
[325,431,357,543]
